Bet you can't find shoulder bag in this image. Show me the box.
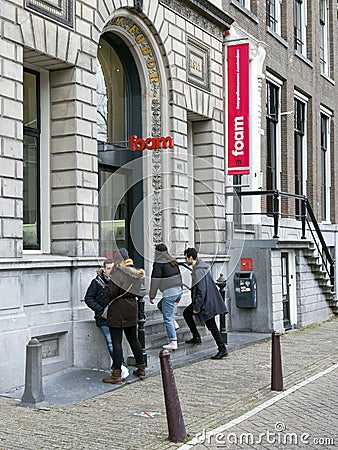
[101,283,133,319]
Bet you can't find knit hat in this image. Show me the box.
[114,248,129,262]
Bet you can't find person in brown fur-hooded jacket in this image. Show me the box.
[102,248,146,385]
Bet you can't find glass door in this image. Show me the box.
[281,252,291,330]
[99,167,128,258]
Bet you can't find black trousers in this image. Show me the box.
[183,303,226,350]
[109,326,144,370]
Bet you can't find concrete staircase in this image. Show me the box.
[303,243,337,314]
[279,240,337,314]
[133,305,218,369]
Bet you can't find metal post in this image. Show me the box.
[301,198,306,239]
[330,264,335,290]
[20,338,47,408]
[216,273,227,344]
[159,349,187,443]
[271,331,283,391]
[137,281,147,365]
[273,191,279,239]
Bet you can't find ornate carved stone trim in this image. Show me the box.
[134,0,143,12]
[159,0,233,37]
[107,16,163,244]
[151,98,163,244]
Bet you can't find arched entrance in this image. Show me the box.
[97,31,144,266]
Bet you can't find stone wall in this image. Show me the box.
[0,257,101,392]
[296,252,333,327]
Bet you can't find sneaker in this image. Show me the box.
[185,336,202,344]
[163,341,178,350]
[121,365,129,380]
[210,348,228,360]
[174,320,180,330]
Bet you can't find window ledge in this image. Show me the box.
[234,228,256,234]
[320,73,335,86]
[0,255,101,270]
[294,51,313,68]
[267,28,288,48]
[230,0,258,23]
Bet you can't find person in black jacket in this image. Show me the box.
[183,247,229,360]
[84,259,129,381]
[149,243,183,350]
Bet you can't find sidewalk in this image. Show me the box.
[1,331,270,406]
[0,318,337,449]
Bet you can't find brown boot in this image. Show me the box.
[133,364,146,380]
[102,369,122,384]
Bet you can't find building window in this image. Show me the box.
[234,0,250,9]
[320,0,330,76]
[97,40,129,144]
[266,81,280,191]
[320,111,331,222]
[294,96,307,216]
[294,0,307,55]
[266,80,280,212]
[23,69,40,250]
[266,0,281,34]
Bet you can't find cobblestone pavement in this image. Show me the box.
[181,364,338,449]
[0,318,337,450]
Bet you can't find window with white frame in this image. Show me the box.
[23,67,50,252]
[320,0,330,76]
[266,77,282,212]
[266,73,282,213]
[320,109,331,222]
[294,93,307,217]
[266,0,281,34]
[234,0,250,10]
[23,69,40,250]
[294,0,307,56]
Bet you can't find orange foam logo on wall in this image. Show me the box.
[129,135,174,151]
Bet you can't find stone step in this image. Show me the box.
[144,304,188,320]
[144,324,209,350]
[300,242,337,314]
[308,257,321,266]
[317,274,330,284]
[129,334,217,369]
[143,316,186,336]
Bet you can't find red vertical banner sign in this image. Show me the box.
[227,43,250,175]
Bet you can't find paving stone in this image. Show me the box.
[0,318,337,449]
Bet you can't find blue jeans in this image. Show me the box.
[100,325,125,370]
[158,292,182,341]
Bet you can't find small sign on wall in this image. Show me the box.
[240,257,253,271]
[187,37,210,90]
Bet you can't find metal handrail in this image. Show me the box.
[226,189,335,288]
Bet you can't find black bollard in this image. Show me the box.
[216,273,228,344]
[271,331,283,391]
[159,349,187,443]
[137,281,147,365]
[20,338,47,408]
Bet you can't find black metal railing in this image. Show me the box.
[305,200,335,288]
[227,189,335,288]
